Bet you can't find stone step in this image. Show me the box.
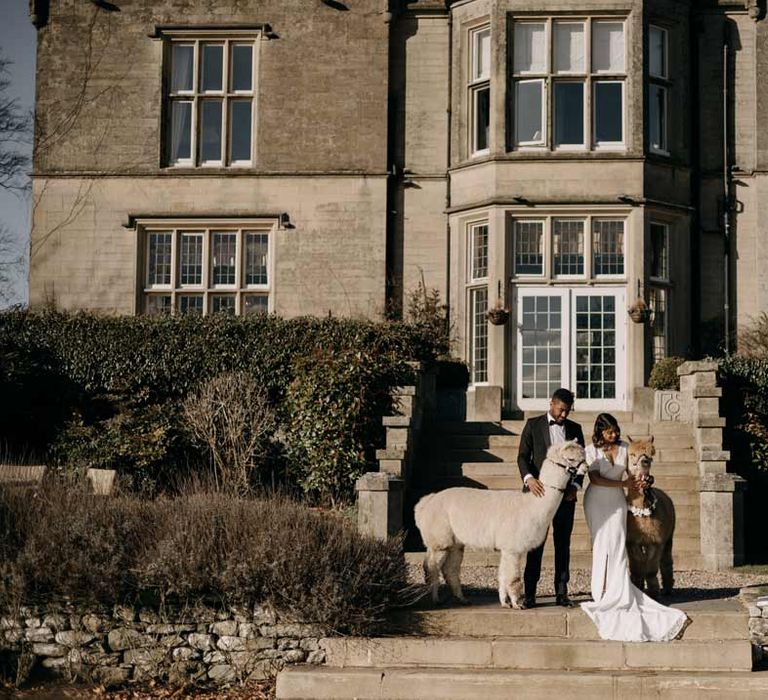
[427,447,698,464]
[405,550,705,570]
[435,461,699,478]
[318,637,752,672]
[277,667,768,699]
[390,597,745,641]
[432,421,693,437]
[410,487,702,508]
[439,434,694,449]
[430,473,700,492]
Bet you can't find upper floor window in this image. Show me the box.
[649,221,669,281]
[469,26,491,155]
[648,25,669,154]
[511,18,626,151]
[165,31,259,167]
[140,218,274,316]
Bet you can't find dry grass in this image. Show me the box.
[0,484,413,636]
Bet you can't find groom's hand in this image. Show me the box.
[528,478,545,498]
[563,485,577,502]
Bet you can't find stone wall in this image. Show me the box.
[742,585,768,666]
[0,602,325,688]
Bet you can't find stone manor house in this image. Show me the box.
[27,0,768,419]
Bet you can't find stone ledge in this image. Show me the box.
[355,472,404,493]
[382,416,412,428]
[678,360,720,376]
[700,473,747,492]
[375,448,406,460]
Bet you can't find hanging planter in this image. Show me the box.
[486,281,510,325]
[628,297,652,324]
[486,306,510,325]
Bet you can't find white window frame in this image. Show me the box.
[592,80,626,150]
[511,16,626,152]
[465,218,490,385]
[137,218,276,316]
[515,286,627,412]
[163,29,260,168]
[469,25,491,156]
[552,218,587,279]
[512,218,547,279]
[592,218,626,279]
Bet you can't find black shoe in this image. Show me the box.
[522,596,536,609]
[555,594,577,608]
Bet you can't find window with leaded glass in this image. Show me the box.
[593,220,625,276]
[648,286,668,362]
[469,287,488,383]
[514,220,544,276]
[141,221,272,316]
[650,222,669,280]
[165,32,258,167]
[469,223,489,281]
[511,18,625,150]
[553,220,585,276]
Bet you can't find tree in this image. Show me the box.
[0,53,32,306]
[0,54,30,193]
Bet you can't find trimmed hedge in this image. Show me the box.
[648,356,686,391]
[0,311,443,502]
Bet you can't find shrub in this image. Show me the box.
[283,348,402,506]
[737,312,768,360]
[0,485,413,636]
[183,372,277,495]
[648,356,687,391]
[0,311,440,498]
[405,275,450,358]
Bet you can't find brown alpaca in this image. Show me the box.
[625,436,676,597]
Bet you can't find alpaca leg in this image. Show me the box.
[498,551,524,609]
[643,544,661,598]
[443,546,469,604]
[627,542,645,591]
[660,537,675,595]
[424,548,449,603]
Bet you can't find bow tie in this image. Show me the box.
[549,420,559,426]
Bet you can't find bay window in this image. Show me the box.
[511,18,626,151]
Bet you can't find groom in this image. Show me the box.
[517,387,585,608]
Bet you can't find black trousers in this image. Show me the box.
[524,497,576,598]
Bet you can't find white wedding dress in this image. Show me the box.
[580,442,688,642]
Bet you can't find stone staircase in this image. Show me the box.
[404,412,704,570]
[276,596,768,698]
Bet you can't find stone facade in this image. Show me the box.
[27,0,768,415]
[0,602,326,687]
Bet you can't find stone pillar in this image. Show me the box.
[466,385,502,422]
[355,472,404,540]
[700,473,747,570]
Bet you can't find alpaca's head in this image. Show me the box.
[541,440,587,488]
[626,435,655,481]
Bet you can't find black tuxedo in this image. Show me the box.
[517,414,585,598]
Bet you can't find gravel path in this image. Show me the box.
[408,564,768,602]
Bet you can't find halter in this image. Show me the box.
[538,459,587,493]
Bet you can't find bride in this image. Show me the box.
[580,413,688,642]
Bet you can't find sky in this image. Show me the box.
[0,0,36,307]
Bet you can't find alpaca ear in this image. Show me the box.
[627,435,633,443]
[649,435,655,444]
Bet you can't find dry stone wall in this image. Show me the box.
[0,602,326,688]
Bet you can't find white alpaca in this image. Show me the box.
[415,440,587,609]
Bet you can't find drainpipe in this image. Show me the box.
[689,8,701,357]
[445,5,453,337]
[722,20,731,355]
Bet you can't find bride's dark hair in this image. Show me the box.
[592,413,621,447]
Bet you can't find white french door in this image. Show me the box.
[515,287,626,411]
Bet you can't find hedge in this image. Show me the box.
[0,311,447,502]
